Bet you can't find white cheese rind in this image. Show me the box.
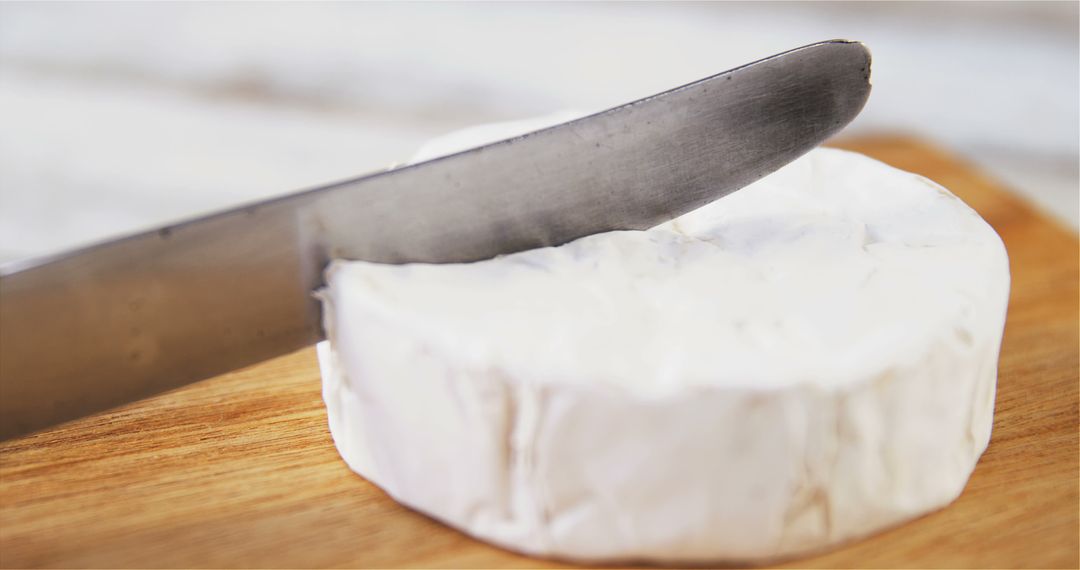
[317,137,1009,562]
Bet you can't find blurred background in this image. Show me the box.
[0,1,1076,264]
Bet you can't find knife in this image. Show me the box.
[0,40,871,440]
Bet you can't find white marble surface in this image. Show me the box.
[0,2,1076,263]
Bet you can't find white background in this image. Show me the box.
[1,1,1076,263]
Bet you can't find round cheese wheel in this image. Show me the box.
[316,122,1009,563]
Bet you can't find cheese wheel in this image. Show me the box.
[317,123,1009,563]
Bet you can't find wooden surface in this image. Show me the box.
[1,137,1077,568]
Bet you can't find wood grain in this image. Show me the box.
[1,137,1077,568]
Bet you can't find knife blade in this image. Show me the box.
[0,40,871,440]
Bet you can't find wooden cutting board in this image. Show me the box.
[1,136,1077,568]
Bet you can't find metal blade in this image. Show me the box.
[0,40,871,439]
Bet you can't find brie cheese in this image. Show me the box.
[316,119,1010,563]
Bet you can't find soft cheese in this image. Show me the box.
[317,120,1010,563]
